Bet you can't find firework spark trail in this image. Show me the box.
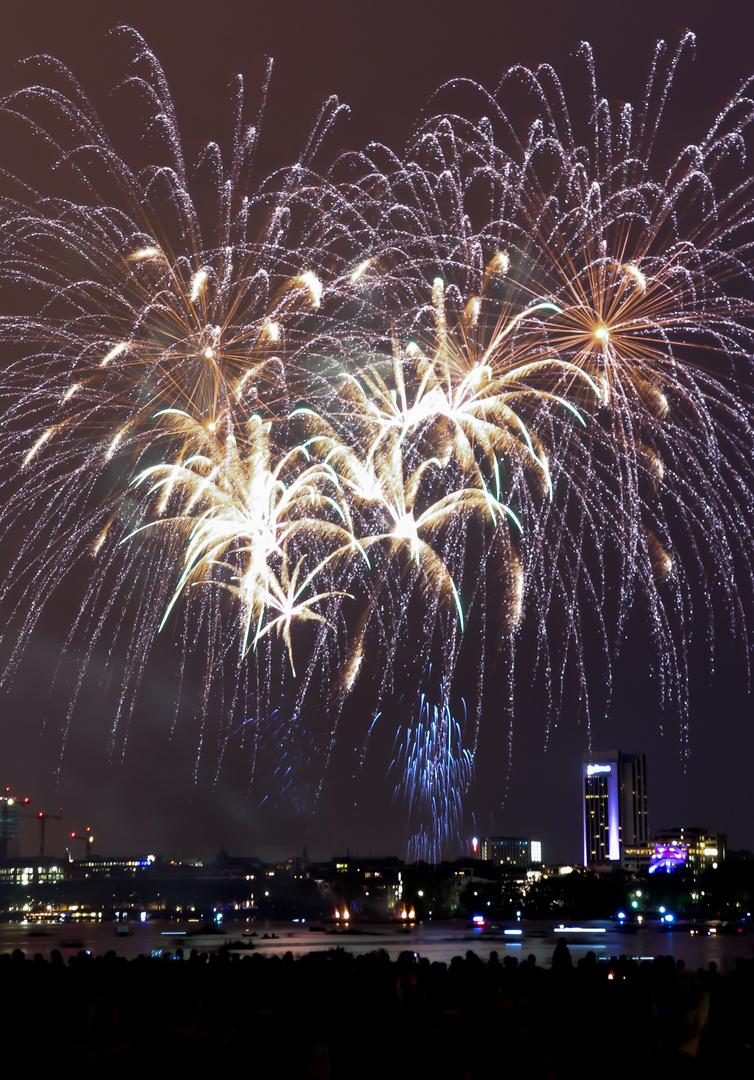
[391,679,474,865]
[499,39,754,732]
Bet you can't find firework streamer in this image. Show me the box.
[391,680,474,864]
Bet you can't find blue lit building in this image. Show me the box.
[583,751,648,867]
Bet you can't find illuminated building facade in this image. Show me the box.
[622,845,654,874]
[0,792,29,861]
[481,837,542,868]
[0,858,64,886]
[653,828,726,873]
[583,751,648,866]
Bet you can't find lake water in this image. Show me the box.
[3,918,753,972]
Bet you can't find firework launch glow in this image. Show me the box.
[0,29,753,858]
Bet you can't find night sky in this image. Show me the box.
[0,0,753,866]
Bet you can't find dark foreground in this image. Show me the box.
[3,941,752,1077]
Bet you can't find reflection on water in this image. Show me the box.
[2,919,753,973]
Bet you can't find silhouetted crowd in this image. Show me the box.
[2,939,752,1076]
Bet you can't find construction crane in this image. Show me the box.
[14,803,63,857]
[36,810,63,857]
[67,827,94,862]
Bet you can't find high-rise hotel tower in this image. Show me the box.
[583,751,648,866]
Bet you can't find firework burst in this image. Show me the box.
[0,28,356,757]
[0,29,753,861]
[355,33,754,749]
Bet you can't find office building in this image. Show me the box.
[481,837,542,868]
[0,857,65,886]
[583,751,648,866]
[0,793,23,861]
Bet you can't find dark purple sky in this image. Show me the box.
[0,0,752,865]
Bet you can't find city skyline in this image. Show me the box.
[0,0,752,865]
